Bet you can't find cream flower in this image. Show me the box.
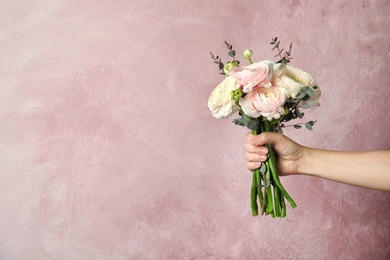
[274,64,316,98]
[208,76,240,119]
[239,86,287,120]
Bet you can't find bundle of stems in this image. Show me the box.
[250,120,297,218]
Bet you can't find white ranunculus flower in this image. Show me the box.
[274,64,316,98]
[208,76,240,119]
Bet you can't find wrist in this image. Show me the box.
[297,146,314,176]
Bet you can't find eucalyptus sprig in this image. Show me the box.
[224,41,240,65]
[210,41,241,75]
[209,52,225,75]
[271,37,293,64]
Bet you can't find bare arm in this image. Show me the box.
[245,132,390,192]
[300,148,390,191]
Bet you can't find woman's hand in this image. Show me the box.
[245,132,304,176]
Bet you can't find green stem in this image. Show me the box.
[250,128,259,216]
[273,185,281,218]
[255,169,263,209]
[251,172,258,216]
[265,186,273,215]
[280,192,286,218]
[268,146,297,208]
[264,118,297,216]
[265,161,273,215]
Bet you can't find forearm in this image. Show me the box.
[299,148,390,191]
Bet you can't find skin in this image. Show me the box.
[245,132,390,192]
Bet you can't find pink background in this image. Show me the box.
[1,0,390,259]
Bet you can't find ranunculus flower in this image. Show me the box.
[229,61,273,93]
[208,76,240,119]
[239,86,287,120]
[274,64,316,98]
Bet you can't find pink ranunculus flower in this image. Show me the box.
[239,86,287,120]
[208,76,240,119]
[229,61,273,93]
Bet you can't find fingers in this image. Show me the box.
[247,161,262,171]
[245,132,269,171]
[245,151,268,163]
[249,132,284,147]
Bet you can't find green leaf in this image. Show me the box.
[265,178,270,187]
[232,118,247,127]
[259,163,267,174]
[300,86,310,93]
[305,122,313,130]
[301,104,311,109]
[247,120,258,131]
[302,95,311,101]
[219,62,224,69]
[295,92,305,99]
[294,124,302,129]
[228,50,236,57]
[294,108,304,119]
[307,89,314,97]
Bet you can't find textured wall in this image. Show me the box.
[1,0,390,259]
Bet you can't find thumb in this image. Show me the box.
[250,132,284,147]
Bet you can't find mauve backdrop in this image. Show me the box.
[1,0,390,259]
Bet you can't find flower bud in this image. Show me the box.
[230,88,243,102]
[243,49,253,59]
[224,61,238,75]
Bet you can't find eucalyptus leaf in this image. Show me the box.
[294,124,302,129]
[305,122,313,130]
[259,163,267,174]
[301,86,310,93]
[228,50,236,57]
[302,95,311,101]
[296,92,305,99]
[247,120,258,131]
[301,104,311,109]
[265,178,270,187]
[294,108,304,119]
[232,118,247,127]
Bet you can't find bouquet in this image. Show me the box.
[208,37,321,218]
